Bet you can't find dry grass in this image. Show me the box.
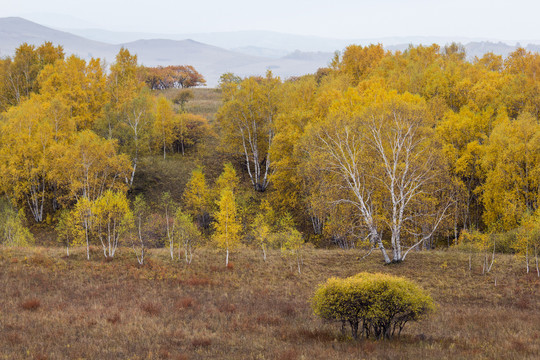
[160,87,222,121]
[0,246,539,359]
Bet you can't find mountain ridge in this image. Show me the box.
[2,17,540,86]
[0,17,335,86]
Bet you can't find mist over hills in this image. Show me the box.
[2,17,540,87]
[0,17,336,86]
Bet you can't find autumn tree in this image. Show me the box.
[55,209,76,256]
[111,88,155,185]
[481,112,540,231]
[50,130,131,204]
[92,190,133,259]
[183,167,210,229]
[38,55,108,130]
[334,44,387,85]
[270,75,319,219]
[132,194,149,264]
[214,163,239,196]
[0,42,64,111]
[73,197,93,260]
[252,213,271,261]
[160,192,176,260]
[174,209,201,264]
[142,65,205,89]
[281,226,304,274]
[304,86,451,263]
[436,106,497,235]
[217,71,281,192]
[154,96,176,159]
[0,96,53,222]
[173,65,206,88]
[458,229,496,274]
[108,48,142,111]
[214,188,241,266]
[174,113,211,155]
[0,199,34,247]
[173,89,194,112]
[502,48,540,118]
[513,212,540,276]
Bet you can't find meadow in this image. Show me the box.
[1,246,538,359]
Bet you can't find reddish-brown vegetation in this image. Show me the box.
[19,299,40,311]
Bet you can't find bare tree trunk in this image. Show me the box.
[535,245,539,277]
[526,245,530,274]
[84,219,90,260]
[487,240,496,273]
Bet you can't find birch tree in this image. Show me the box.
[214,188,241,266]
[515,212,540,277]
[161,192,175,260]
[305,87,451,263]
[117,89,154,186]
[154,96,175,159]
[92,190,133,259]
[217,72,281,192]
[174,209,201,264]
[73,197,93,260]
[50,130,131,204]
[132,194,149,265]
[183,168,210,229]
[0,97,52,222]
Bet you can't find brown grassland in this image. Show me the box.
[0,246,539,359]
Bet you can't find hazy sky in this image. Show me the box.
[2,0,540,40]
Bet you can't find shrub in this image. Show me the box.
[20,298,41,311]
[140,302,161,316]
[312,272,435,339]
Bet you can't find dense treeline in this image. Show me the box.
[0,43,212,255]
[1,41,540,269]
[216,43,540,266]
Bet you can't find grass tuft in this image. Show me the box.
[140,302,161,316]
[191,337,212,348]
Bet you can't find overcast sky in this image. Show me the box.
[2,0,540,40]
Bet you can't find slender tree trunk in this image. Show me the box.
[85,220,90,260]
[535,245,539,277]
[526,245,530,274]
[129,162,137,187]
[163,139,166,159]
[487,240,496,273]
[372,229,391,264]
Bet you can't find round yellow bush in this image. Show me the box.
[312,272,435,339]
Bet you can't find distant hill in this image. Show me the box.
[0,17,116,60]
[0,17,335,86]
[2,17,540,87]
